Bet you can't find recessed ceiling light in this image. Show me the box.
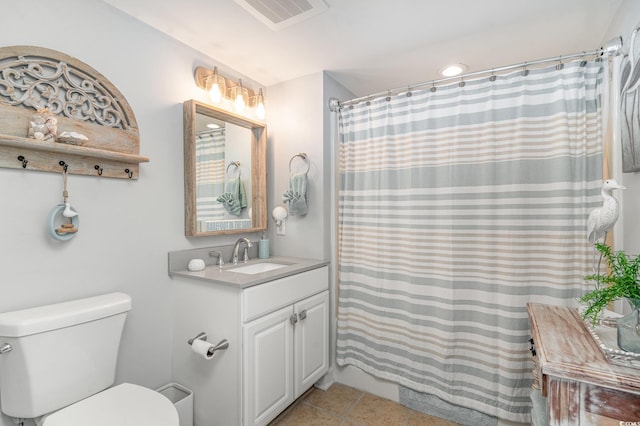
[440,63,468,77]
[206,123,220,129]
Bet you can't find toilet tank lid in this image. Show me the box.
[0,293,132,337]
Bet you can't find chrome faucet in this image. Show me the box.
[231,238,252,264]
[209,250,224,267]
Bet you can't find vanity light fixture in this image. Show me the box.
[440,63,468,77]
[194,66,266,119]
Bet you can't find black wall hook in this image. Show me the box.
[17,155,28,168]
[59,161,68,172]
[94,165,103,176]
[125,168,133,179]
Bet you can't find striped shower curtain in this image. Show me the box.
[336,61,605,423]
[196,129,225,222]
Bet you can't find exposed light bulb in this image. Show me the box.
[256,101,265,119]
[235,93,246,112]
[254,88,266,119]
[234,79,246,113]
[209,83,222,103]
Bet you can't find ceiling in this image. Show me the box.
[102,0,624,98]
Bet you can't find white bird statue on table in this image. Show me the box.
[587,179,626,243]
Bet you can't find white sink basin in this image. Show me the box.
[229,262,289,275]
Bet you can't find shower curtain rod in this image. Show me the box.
[329,36,622,111]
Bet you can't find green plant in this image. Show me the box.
[580,242,640,325]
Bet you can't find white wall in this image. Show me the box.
[0,2,263,425]
[266,72,326,259]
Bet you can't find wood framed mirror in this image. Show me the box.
[183,100,266,236]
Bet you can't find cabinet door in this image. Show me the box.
[294,290,330,398]
[243,305,294,426]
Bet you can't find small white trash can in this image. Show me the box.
[157,383,193,426]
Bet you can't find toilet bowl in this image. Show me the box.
[37,383,178,426]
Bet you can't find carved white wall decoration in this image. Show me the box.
[0,46,147,179]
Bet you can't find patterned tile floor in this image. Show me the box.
[270,383,459,426]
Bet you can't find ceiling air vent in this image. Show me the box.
[234,0,328,31]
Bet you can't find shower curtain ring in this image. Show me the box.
[430,82,437,93]
[521,63,529,76]
[556,56,564,70]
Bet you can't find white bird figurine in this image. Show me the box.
[62,202,78,218]
[587,179,626,243]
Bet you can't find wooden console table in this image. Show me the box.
[527,303,640,425]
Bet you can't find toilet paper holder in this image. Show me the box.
[187,332,229,356]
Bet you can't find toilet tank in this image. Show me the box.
[0,292,132,419]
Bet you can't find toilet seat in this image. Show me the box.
[41,383,179,426]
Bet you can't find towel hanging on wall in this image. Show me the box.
[282,153,309,216]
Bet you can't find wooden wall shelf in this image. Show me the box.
[0,46,148,180]
[0,135,149,164]
[0,134,149,179]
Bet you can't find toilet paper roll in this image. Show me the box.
[191,339,216,360]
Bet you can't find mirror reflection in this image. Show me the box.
[195,114,252,226]
[184,100,267,236]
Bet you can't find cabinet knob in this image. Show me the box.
[298,310,307,321]
[290,314,298,325]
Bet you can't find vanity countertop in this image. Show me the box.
[169,256,329,288]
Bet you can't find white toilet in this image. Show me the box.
[0,292,178,426]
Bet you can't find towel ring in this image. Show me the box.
[226,161,241,177]
[289,153,310,174]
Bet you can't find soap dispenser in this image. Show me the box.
[258,232,270,259]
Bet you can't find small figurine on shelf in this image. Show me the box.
[27,108,57,141]
[43,115,57,141]
[28,112,46,140]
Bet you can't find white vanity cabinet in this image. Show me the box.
[242,267,329,426]
[243,290,329,426]
[170,261,329,426]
